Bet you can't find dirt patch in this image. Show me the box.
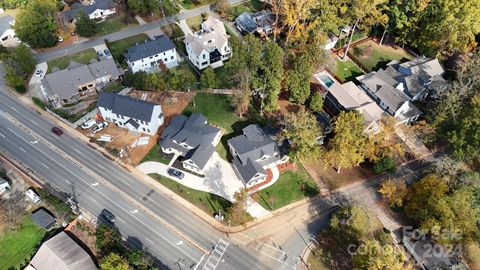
[78,91,194,165]
[66,218,98,258]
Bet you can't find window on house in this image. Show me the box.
[155,54,158,57]
[203,54,206,59]
[171,56,174,60]
[146,129,150,133]
[88,84,93,87]
[202,61,208,66]
[164,58,167,62]
[149,56,153,59]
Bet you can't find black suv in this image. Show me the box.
[167,168,185,179]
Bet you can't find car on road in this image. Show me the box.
[25,188,41,204]
[81,119,97,129]
[101,209,116,223]
[35,70,43,77]
[104,49,111,57]
[167,168,184,179]
[91,121,108,134]
[51,127,63,136]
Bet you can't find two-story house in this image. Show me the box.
[184,17,232,70]
[159,113,221,174]
[97,92,164,135]
[124,35,178,73]
[228,124,289,188]
[61,0,116,25]
[41,58,123,108]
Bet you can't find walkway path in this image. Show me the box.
[177,19,193,35]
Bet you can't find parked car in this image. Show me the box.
[97,50,104,58]
[92,122,108,134]
[51,127,63,136]
[101,209,116,223]
[104,49,111,57]
[167,168,184,179]
[58,36,64,42]
[81,119,97,129]
[25,188,41,204]
[35,70,43,77]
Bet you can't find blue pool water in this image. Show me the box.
[318,74,334,88]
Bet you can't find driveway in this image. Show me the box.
[136,152,270,218]
[28,62,48,101]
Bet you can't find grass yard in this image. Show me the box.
[47,49,97,73]
[186,15,203,31]
[0,216,45,270]
[107,34,150,65]
[333,59,364,82]
[149,173,231,217]
[256,166,319,210]
[350,39,414,71]
[95,16,137,35]
[180,0,213,10]
[225,0,264,21]
[307,251,329,270]
[335,31,365,49]
[140,144,171,165]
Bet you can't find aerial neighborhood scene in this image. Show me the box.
[0,0,479,269]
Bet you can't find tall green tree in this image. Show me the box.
[100,253,132,270]
[287,53,314,104]
[12,44,35,75]
[308,91,323,113]
[324,111,374,173]
[14,0,58,48]
[330,205,372,242]
[261,40,283,112]
[75,12,97,37]
[281,107,322,162]
[352,240,410,270]
[214,0,230,17]
[200,67,217,90]
[228,189,252,226]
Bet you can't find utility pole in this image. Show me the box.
[69,184,80,214]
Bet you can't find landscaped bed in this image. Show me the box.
[107,34,150,65]
[349,39,413,71]
[0,216,46,269]
[47,49,97,73]
[333,59,364,82]
[186,15,203,31]
[149,173,231,217]
[255,166,319,211]
[140,144,171,165]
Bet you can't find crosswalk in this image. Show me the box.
[202,238,230,270]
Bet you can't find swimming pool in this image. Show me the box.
[314,72,335,89]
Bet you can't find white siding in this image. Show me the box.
[99,104,164,135]
[128,48,178,73]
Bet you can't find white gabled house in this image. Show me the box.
[184,17,232,70]
[97,92,164,135]
[124,35,178,73]
[61,0,117,25]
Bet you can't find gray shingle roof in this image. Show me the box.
[235,11,274,34]
[42,58,121,100]
[30,231,97,270]
[159,113,220,170]
[31,208,56,230]
[124,35,175,63]
[0,177,8,185]
[233,157,266,185]
[62,0,114,21]
[0,15,14,36]
[97,92,159,122]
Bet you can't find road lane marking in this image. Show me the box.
[41,162,49,169]
[10,107,17,112]
[130,209,138,214]
[145,237,154,244]
[19,147,26,152]
[0,132,5,138]
[30,120,39,126]
[117,217,126,223]
[73,148,81,153]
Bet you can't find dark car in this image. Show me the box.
[51,127,63,136]
[167,168,184,179]
[104,49,111,57]
[101,209,116,223]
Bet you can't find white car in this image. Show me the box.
[25,188,40,204]
[35,70,43,77]
[92,121,108,134]
[81,119,97,129]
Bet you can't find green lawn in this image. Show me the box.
[180,0,213,10]
[225,0,264,21]
[186,15,203,31]
[0,216,45,269]
[350,40,414,71]
[47,49,97,73]
[307,252,329,270]
[95,16,137,35]
[256,166,319,210]
[333,59,364,82]
[140,144,171,165]
[335,32,365,49]
[107,34,150,65]
[149,173,231,216]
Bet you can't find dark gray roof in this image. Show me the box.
[30,231,97,270]
[0,177,8,185]
[235,11,274,34]
[233,157,266,185]
[124,35,175,62]
[62,0,114,21]
[97,92,159,122]
[31,209,56,230]
[125,118,140,129]
[0,15,14,35]
[159,113,221,170]
[228,124,278,165]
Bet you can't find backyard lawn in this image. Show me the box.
[333,59,364,82]
[349,39,413,71]
[107,34,150,65]
[149,173,231,217]
[140,144,171,165]
[255,166,319,211]
[225,0,264,21]
[186,15,203,31]
[0,216,45,270]
[47,49,97,73]
[95,15,137,35]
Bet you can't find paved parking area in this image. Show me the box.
[27,62,48,101]
[93,43,112,59]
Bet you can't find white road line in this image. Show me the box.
[19,147,26,152]
[145,237,154,244]
[30,119,39,126]
[41,162,49,169]
[73,148,81,153]
[0,132,5,138]
[117,217,126,223]
[5,125,201,262]
[10,107,17,112]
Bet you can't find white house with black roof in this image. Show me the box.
[159,113,221,174]
[124,35,178,73]
[97,92,164,135]
[60,0,116,25]
[228,124,288,188]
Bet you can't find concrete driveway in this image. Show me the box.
[28,62,48,100]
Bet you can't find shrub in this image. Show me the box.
[32,97,47,110]
[373,156,396,174]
